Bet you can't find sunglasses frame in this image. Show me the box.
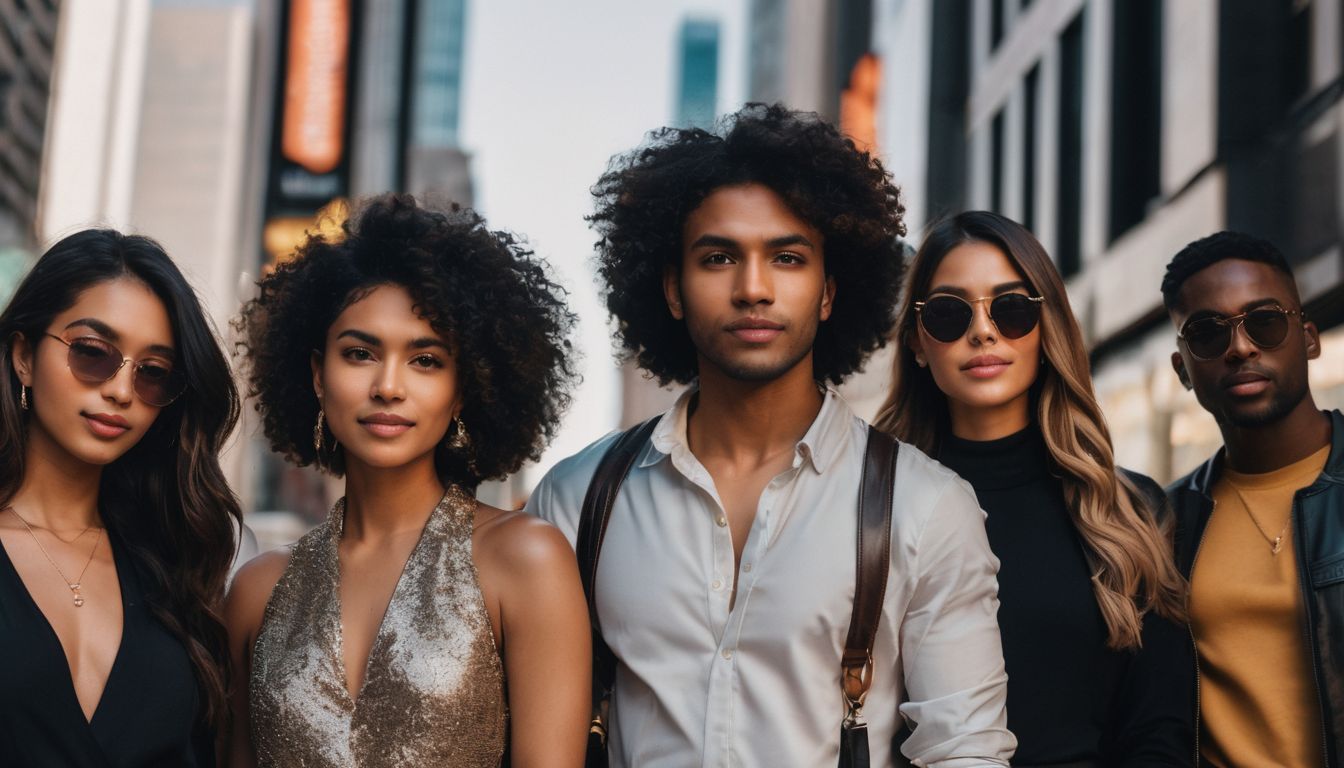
[913,292,1046,342]
[1176,305,1304,361]
[44,333,186,407]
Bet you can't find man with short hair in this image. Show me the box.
[1163,230,1344,766]
[527,105,1014,767]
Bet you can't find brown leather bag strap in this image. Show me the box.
[576,415,660,746]
[841,426,898,709]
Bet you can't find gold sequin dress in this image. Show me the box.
[249,486,506,767]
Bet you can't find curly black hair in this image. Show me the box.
[1161,230,1296,310]
[236,193,578,487]
[589,103,907,385]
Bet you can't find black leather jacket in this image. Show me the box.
[1167,409,1344,766]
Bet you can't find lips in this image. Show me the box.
[358,412,415,437]
[84,412,131,438]
[1221,369,1272,397]
[961,355,1011,379]
[725,317,785,343]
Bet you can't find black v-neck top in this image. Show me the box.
[939,425,1193,766]
[0,529,213,767]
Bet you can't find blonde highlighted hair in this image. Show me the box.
[874,211,1185,649]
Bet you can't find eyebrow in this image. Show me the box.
[926,280,1030,297]
[336,329,451,351]
[64,318,175,357]
[688,233,816,250]
[1187,297,1288,319]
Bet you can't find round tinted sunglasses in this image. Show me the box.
[45,333,186,407]
[913,293,1045,343]
[1177,306,1303,361]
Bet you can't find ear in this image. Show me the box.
[663,264,684,320]
[1304,318,1322,360]
[908,328,927,368]
[819,275,836,322]
[310,350,325,402]
[1170,351,1192,391]
[9,333,33,386]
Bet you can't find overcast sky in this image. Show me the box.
[460,0,749,483]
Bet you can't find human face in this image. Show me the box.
[665,183,835,383]
[11,277,174,466]
[911,241,1042,436]
[313,284,459,473]
[1169,259,1317,428]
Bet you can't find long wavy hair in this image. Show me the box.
[0,230,240,725]
[874,211,1185,649]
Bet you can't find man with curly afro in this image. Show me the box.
[526,105,1014,767]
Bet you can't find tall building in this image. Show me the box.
[677,18,720,129]
[0,1,59,300]
[874,0,1344,482]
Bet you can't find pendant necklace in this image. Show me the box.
[1229,486,1291,555]
[4,506,102,606]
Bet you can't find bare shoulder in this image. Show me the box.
[224,548,292,633]
[473,504,577,580]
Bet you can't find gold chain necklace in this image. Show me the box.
[1229,486,1291,555]
[4,507,102,607]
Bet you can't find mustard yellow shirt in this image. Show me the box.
[1190,444,1329,767]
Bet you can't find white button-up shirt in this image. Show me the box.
[527,388,1014,767]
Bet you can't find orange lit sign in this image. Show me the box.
[281,0,350,174]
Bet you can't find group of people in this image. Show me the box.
[0,103,1337,768]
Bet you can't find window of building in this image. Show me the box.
[1108,0,1161,243]
[1056,11,1084,276]
[991,108,1005,213]
[1023,63,1040,233]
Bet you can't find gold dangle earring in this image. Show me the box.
[19,385,27,411]
[313,409,326,454]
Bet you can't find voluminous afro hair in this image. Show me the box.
[589,103,907,386]
[1161,230,1296,310]
[236,193,578,487]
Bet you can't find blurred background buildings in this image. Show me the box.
[2,0,1340,547]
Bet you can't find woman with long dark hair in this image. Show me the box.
[875,211,1194,765]
[0,229,241,765]
[226,194,589,768]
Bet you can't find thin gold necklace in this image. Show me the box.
[4,506,102,607]
[1229,486,1291,555]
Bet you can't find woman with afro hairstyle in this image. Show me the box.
[225,194,589,768]
[527,104,1015,766]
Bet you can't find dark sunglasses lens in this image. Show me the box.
[1244,309,1290,349]
[1183,319,1231,359]
[134,362,185,407]
[66,338,123,382]
[920,297,972,342]
[989,294,1041,339]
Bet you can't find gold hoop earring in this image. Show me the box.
[19,385,27,411]
[313,410,325,454]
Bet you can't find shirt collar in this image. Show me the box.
[641,385,852,474]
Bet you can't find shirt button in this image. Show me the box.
[711,578,723,591]
[743,563,753,573]
[722,649,733,660]
[715,515,727,527]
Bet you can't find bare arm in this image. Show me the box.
[477,511,590,768]
[221,549,289,768]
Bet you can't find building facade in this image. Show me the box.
[875,0,1344,482]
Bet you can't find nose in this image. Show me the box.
[101,359,135,407]
[966,299,997,345]
[370,359,407,402]
[1225,319,1259,362]
[732,254,774,306]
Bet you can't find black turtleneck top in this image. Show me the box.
[938,425,1193,767]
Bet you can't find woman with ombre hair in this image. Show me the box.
[875,211,1194,765]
